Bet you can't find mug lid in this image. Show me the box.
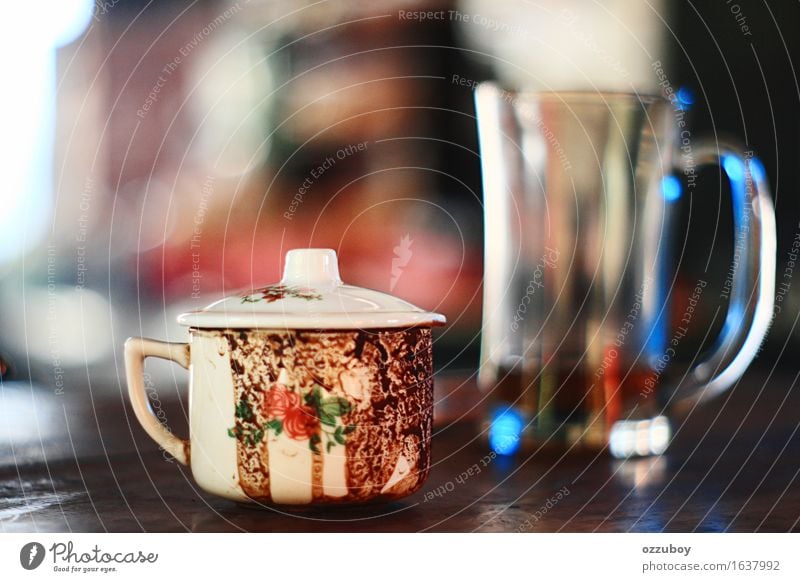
[177,248,447,330]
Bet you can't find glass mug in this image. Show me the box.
[475,84,776,457]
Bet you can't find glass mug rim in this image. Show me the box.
[478,83,665,106]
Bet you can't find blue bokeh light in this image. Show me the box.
[722,154,746,183]
[489,407,524,455]
[676,86,695,110]
[661,175,682,202]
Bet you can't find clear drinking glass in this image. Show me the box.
[475,84,776,457]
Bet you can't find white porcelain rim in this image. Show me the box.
[177,310,447,329]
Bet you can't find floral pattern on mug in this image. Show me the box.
[261,383,300,419]
[283,406,319,441]
[216,328,434,503]
[240,284,322,304]
[227,379,354,453]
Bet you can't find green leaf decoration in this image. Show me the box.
[227,421,265,446]
[320,397,351,418]
[319,410,337,427]
[319,401,340,417]
[309,433,321,454]
[334,425,346,445]
[266,419,283,435]
[235,398,253,421]
[326,440,335,453]
[343,424,356,435]
[304,384,323,408]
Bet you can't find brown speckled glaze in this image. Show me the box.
[196,328,433,504]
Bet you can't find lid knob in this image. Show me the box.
[281,248,342,288]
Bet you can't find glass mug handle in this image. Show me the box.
[124,338,191,465]
[667,139,776,411]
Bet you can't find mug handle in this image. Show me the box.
[124,337,191,465]
[668,138,776,411]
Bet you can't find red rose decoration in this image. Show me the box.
[262,385,300,420]
[283,406,320,440]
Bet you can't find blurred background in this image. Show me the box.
[0,0,798,403]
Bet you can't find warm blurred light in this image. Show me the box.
[0,0,92,264]
[609,415,670,458]
[1,0,93,46]
[458,0,667,92]
[0,381,60,458]
[190,30,273,176]
[4,285,113,365]
[613,456,667,491]
[44,0,95,46]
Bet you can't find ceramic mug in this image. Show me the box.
[124,249,445,505]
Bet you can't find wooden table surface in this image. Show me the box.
[2,368,799,532]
